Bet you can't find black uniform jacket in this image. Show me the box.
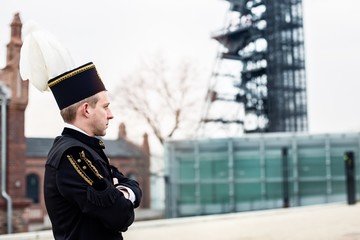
[44,128,142,240]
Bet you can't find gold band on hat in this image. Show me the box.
[48,63,96,88]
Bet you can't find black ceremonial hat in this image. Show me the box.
[48,62,106,110]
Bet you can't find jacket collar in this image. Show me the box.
[61,127,105,149]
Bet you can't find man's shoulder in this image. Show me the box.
[47,135,89,168]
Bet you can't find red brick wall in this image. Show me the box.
[111,156,151,208]
[7,107,27,200]
[0,200,30,233]
[0,13,31,234]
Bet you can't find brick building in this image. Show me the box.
[0,13,151,234]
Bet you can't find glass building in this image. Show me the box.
[165,132,359,218]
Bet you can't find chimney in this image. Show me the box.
[142,133,150,155]
[118,122,127,139]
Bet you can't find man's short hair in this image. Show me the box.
[60,93,99,123]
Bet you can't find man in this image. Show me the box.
[20,24,142,240]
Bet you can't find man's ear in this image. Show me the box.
[80,102,91,118]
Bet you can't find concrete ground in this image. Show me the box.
[1,203,360,240]
[124,203,360,240]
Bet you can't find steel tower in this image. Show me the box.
[201,0,307,135]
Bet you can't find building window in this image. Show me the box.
[26,174,39,203]
[127,173,137,181]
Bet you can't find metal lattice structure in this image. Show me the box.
[201,0,307,135]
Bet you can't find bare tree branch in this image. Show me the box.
[112,54,206,146]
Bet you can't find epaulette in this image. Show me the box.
[66,147,107,190]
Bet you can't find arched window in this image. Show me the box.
[26,174,39,203]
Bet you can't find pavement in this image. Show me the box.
[124,203,360,240]
[1,203,360,240]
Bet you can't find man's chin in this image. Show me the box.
[95,131,106,137]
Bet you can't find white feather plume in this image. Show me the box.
[19,21,76,92]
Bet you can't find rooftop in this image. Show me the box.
[1,203,359,240]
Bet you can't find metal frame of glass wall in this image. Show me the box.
[165,132,360,218]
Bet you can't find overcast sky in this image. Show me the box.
[1,0,360,142]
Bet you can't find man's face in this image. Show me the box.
[89,91,114,136]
